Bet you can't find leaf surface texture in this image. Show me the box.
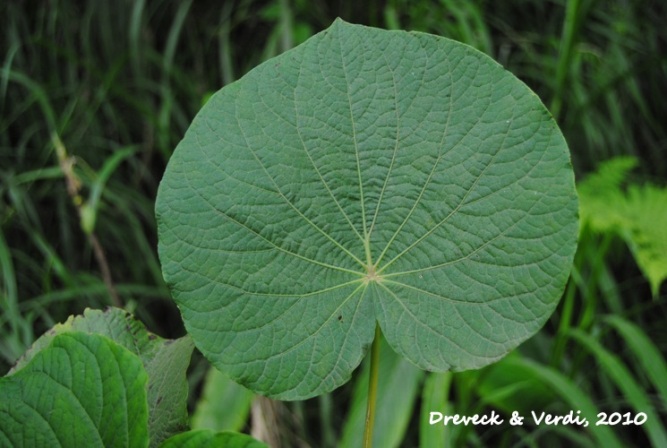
[156,19,578,399]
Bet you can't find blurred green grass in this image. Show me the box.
[1,0,666,446]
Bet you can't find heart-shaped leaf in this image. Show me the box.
[156,19,578,399]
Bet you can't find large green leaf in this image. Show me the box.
[9,308,194,447]
[156,18,578,399]
[0,332,148,447]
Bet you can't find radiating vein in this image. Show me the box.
[366,52,403,245]
[337,31,371,266]
[257,61,367,246]
[378,282,472,358]
[381,185,547,277]
[225,281,361,333]
[373,55,463,270]
[180,184,362,276]
[377,94,511,275]
[379,120,553,275]
[239,283,367,363]
[382,279,514,306]
[226,104,367,269]
[182,141,364,275]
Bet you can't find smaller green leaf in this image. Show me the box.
[9,307,195,447]
[145,336,195,446]
[159,430,267,448]
[0,332,148,448]
[191,367,255,432]
[10,307,151,371]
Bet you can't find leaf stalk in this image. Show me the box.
[363,324,381,448]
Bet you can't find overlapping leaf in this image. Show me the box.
[156,19,578,399]
[9,308,194,446]
[0,332,148,447]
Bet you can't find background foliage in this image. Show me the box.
[1,0,666,446]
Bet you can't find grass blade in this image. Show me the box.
[603,315,667,403]
[419,372,452,448]
[568,328,667,447]
[505,357,622,448]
